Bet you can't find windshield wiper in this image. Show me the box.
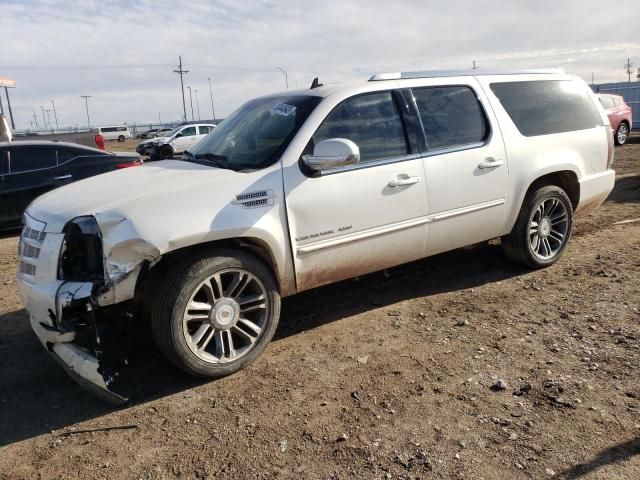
[194,153,232,169]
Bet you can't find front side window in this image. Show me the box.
[313,91,408,163]
[189,95,321,171]
[413,86,488,150]
[180,127,197,137]
[491,80,602,137]
[9,148,57,173]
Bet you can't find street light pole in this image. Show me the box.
[187,86,194,121]
[194,89,201,121]
[207,77,216,123]
[40,105,47,128]
[32,110,39,129]
[81,95,92,127]
[50,99,59,129]
[276,67,289,89]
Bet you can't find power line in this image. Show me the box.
[173,56,189,122]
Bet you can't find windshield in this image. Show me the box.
[188,95,321,170]
[161,126,182,138]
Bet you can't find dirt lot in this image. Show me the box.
[0,137,639,479]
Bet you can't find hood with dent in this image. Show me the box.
[28,160,246,232]
[138,136,169,146]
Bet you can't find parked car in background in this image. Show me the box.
[150,128,173,138]
[98,125,131,142]
[0,141,142,230]
[598,94,633,146]
[136,123,216,159]
[17,69,615,403]
[136,128,162,139]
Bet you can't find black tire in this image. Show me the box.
[614,122,629,146]
[118,135,126,142]
[502,185,573,269]
[159,145,173,159]
[150,249,281,378]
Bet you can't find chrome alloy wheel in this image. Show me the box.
[617,123,628,145]
[529,197,569,260]
[182,269,270,364]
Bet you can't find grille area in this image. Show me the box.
[234,190,275,209]
[19,225,46,278]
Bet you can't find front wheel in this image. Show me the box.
[502,185,573,268]
[615,122,629,146]
[118,135,126,142]
[159,145,173,159]
[150,249,281,378]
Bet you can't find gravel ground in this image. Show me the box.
[0,136,638,479]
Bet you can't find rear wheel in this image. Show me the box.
[502,185,573,268]
[150,249,280,378]
[614,122,629,146]
[118,135,126,142]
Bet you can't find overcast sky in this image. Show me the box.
[1,0,638,130]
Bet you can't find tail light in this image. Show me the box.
[606,126,615,169]
[115,159,143,169]
[95,134,105,150]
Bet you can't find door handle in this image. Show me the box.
[477,157,504,169]
[388,175,420,187]
[53,174,72,181]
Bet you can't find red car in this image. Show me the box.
[598,93,633,146]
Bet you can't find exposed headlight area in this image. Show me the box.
[59,216,105,284]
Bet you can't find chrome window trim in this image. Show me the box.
[320,152,423,175]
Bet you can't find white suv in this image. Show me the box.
[136,123,216,159]
[17,69,615,402]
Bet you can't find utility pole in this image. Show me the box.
[207,77,216,123]
[32,110,39,129]
[173,56,189,122]
[40,105,47,128]
[194,89,201,121]
[187,86,194,121]
[472,60,479,70]
[591,72,595,86]
[45,109,53,130]
[624,58,633,83]
[81,95,92,127]
[3,87,15,129]
[276,67,289,89]
[50,99,59,129]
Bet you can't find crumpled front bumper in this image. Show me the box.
[17,222,127,404]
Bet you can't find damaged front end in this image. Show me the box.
[18,215,150,404]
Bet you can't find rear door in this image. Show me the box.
[2,146,59,227]
[409,80,509,255]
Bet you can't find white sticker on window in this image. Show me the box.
[269,103,297,116]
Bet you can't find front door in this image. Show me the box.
[173,126,198,152]
[409,82,509,255]
[283,91,429,291]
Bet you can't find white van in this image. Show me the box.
[98,125,131,142]
[18,69,615,403]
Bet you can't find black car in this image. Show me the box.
[0,141,142,231]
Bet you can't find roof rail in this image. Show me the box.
[368,68,564,81]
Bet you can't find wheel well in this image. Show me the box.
[526,171,580,210]
[134,237,280,303]
[619,120,630,129]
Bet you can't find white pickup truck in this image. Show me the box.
[17,69,615,402]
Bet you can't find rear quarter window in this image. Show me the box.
[490,80,602,137]
[9,148,58,173]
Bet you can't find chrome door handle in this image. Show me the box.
[388,175,420,187]
[53,174,72,180]
[477,157,504,169]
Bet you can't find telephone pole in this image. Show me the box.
[80,95,91,127]
[194,88,201,121]
[40,105,47,128]
[276,67,288,89]
[472,60,479,70]
[624,58,633,83]
[50,99,59,129]
[207,77,216,123]
[173,56,189,122]
[32,110,39,129]
[45,109,53,130]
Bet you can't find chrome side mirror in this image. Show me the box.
[302,138,360,172]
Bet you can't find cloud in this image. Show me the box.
[0,0,638,129]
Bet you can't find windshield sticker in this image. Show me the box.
[269,103,297,116]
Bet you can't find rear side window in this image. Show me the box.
[599,96,614,109]
[491,80,602,137]
[413,86,489,150]
[9,148,57,173]
[0,150,8,174]
[199,126,213,135]
[313,91,408,163]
